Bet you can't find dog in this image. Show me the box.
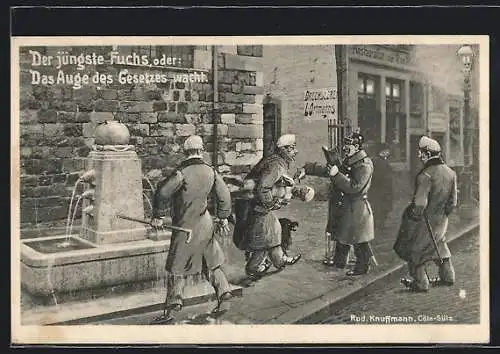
[279,218,299,255]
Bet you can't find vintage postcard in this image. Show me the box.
[11,35,489,344]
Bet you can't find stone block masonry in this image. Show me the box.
[19,46,264,224]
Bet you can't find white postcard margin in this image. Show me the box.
[11,35,490,344]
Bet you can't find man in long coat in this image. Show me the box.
[394,136,458,292]
[370,143,394,235]
[240,134,302,277]
[327,132,375,276]
[151,135,233,321]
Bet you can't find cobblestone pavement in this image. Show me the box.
[90,181,479,325]
[321,230,480,324]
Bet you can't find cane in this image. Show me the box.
[324,232,330,260]
[368,243,379,267]
[423,211,444,264]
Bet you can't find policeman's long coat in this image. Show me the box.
[393,157,458,266]
[237,152,291,251]
[329,150,375,245]
[152,157,232,276]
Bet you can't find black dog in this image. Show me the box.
[279,218,299,255]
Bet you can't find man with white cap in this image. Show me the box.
[394,135,458,292]
[238,133,302,277]
[151,135,234,321]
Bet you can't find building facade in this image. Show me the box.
[18,43,479,224]
[262,44,479,179]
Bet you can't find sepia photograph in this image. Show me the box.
[11,35,489,344]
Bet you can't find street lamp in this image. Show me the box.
[456,44,476,208]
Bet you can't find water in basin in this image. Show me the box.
[24,236,95,254]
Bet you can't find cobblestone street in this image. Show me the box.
[321,230,480,324]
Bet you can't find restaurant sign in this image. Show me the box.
[350,45,415,67]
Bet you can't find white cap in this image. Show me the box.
[183,135,204,151]
[418,136,441,152]
[276,134,296,148]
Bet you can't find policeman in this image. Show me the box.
[327,132,375,276]
[394,136,458,292]
[151,135,234,321]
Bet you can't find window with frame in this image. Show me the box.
[409,81,424,129]
[357,73,380,143]
[431,86,447,113]
[386,78,406,162]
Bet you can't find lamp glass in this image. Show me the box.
[457,45,474,65]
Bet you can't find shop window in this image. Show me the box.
[410,81,424,128]
[113,45,194,68]
[357,73,380,144]
[431,86,447,113]
[386,78,406,162]
[237,45,263,57]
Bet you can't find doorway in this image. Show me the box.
[263,95,282,157]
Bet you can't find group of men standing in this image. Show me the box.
[149,128,459,322]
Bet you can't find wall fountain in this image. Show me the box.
[21,121,241,310]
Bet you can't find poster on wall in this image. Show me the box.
[303,87,337,121]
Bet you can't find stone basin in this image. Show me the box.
[23,235,96,254]
[21,231,171,298]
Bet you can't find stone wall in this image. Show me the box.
[19,45,264,225]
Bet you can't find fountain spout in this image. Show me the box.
[83,205,94,216]
[81,189,95,200]
[80,169,96,183]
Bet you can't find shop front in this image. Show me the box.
[347,45,466,180]
[347,45,422,172]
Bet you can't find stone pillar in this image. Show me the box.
[80,149,147,245]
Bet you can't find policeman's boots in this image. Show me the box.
[346,242,371,276]
[328,243,350,269]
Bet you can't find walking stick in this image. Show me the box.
[367,243,379,266]
[116,214,193,243]
[423,211,444,264]
[325,232,330,260]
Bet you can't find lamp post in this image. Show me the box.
[456,44,475,208]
